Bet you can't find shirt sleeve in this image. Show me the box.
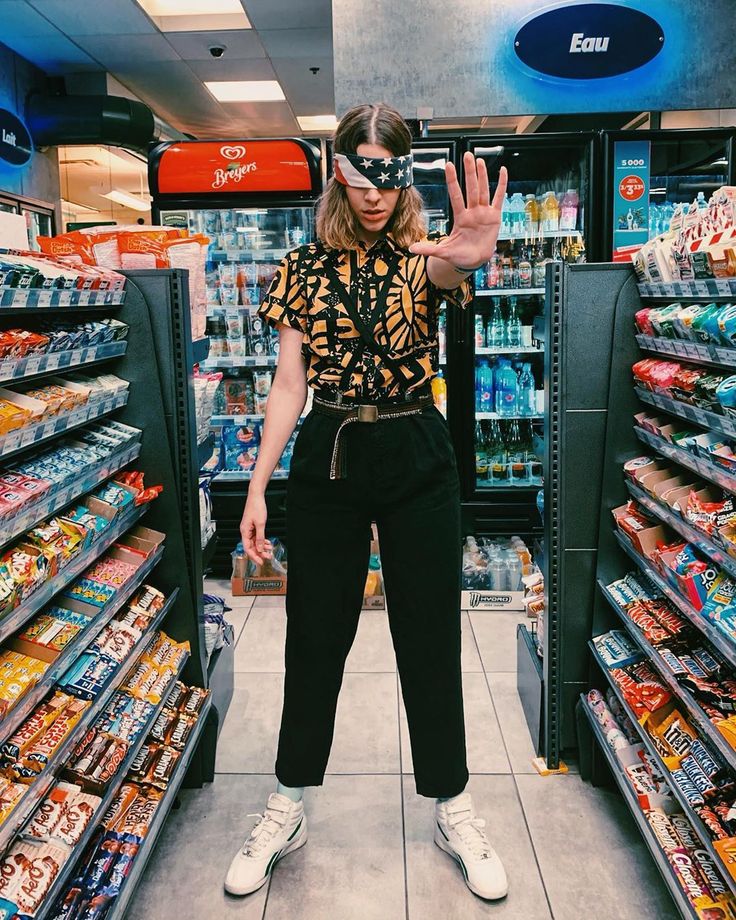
[257,249,307,333]
[423,232,474,310]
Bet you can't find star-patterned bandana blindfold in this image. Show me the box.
[333,152,414,189]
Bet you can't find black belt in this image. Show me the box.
[312,390,434,480]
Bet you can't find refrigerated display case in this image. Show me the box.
[149,138,323,574]
[461,134,597,530]
[0,191,55,249]
[602,127,736,262]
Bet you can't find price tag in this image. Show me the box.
[692,407,709,426]
[59,291,72,306]
[2,431,20,453]
[12,289,28,307]
[45,353,60,371]
[37,290,52,307]
[716,347,736,367]
[69,350,81,366]
[80,348,93,364]
[694,280,709,297]
[24,356,42,376]
[663,283,675,297]
[77,291,90,306]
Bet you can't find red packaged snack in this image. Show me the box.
[635,308,655,336]
[686,489,736,535]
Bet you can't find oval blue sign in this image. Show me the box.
[514,3,665,80]
[0,108,32,168]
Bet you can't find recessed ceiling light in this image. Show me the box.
[298,115,338,132]
[61,199,100,215]
[135,0,250,30]
[102,190,152,212]
[205,81,285,103]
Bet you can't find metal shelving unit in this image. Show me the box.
[634,427,736,496]
[635,334,736,371]
[0,341,127,385]
[580,695,699,920]
[475,287,545,296]
[0,287,125,310]
[201,355,278,370]
[638,280,736,300]
[637,389,736,441]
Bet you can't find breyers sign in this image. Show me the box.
[514,3,665,79]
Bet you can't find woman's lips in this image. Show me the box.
[363,211,385,222]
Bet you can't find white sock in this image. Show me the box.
[277,781,304,803]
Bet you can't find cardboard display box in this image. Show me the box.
[461,590,525,611]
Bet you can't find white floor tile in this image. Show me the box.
[235,606,286,672]
[345,610,397,672]
[469,610,528,673]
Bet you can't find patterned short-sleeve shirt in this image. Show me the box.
[257,233,472,400]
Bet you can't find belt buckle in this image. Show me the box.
[357,404,378,423]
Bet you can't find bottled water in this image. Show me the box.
[506,297,522,348]
[494,359,518,417]
[488,298,505,348]
[474,313,486,348]
[509,192,526,236]
[518,363,536,416]
[476,360,493,413]
[501,193,512,237]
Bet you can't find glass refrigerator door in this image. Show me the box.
[412,144,454,421]
[466,136,591,495]
[159,204,315,481]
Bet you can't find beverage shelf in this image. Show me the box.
[0,544,165,751]
[33,620,187,920]
[1,441,141,552]
[215,469,288,482]
[588,640,736,897]
[201,356,277,369]
[626,480,736,580]
[497,229,581,241]
[598,579,736,772]
[636,334,736,371]
[613,530,736,670]
[0,287,126,312]
[634,426,736,496]
[209,248,289,263]
[476,480,542,489]
[104,695,212,920]
[0,342,127,386]
[638,280,736,301]
[476,412,543,421]
[636,389,736,441]
[0,390,129,462]
[0,502,148,648]
[579,694,700,920]
[476,346,543,356]
[0,589,180,860]
[475,288,545,297]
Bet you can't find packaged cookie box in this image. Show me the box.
[115,526,165,561]
[7,595,96,665]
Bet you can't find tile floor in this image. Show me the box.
[128,585,678,920]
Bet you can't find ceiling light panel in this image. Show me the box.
[297,115,338,132]
[135,0,250,30]
[205,80,285,102]
[102,190,152,212]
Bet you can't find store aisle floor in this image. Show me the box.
[128,584,679,920]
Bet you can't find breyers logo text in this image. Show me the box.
[212,144,258,189]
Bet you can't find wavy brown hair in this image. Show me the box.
[316,103,427,251]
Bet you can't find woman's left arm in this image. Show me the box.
[411,154,508,291]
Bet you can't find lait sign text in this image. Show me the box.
[2,129,17,147]
[212,144,258,190]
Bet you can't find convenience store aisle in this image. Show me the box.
[128,586,679,920]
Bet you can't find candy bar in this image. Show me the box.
[168,713,198,751]
[91,739,128,786]
[22,698,88,771]
[149,745,180,789]
[117,788,161,837]
[163,681,187,712]
[181,686,208,717]
[692,846,730,898]
[102,783,139,832]
[127,585,165,617]
[697,805,729,840]
[1,693,71,763]
[150,708,177,745]
[659,711,698,757]
[24,782,76,840]
[690,739,727,781]
[14,842,66,914]
[681,755,718,798]
[670,769,706,806]
[55,791,100,845]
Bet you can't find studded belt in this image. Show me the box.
[312,391,434,480]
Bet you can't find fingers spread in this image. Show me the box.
[477,158,490,207]
[491,165,509,211]
[409,240,438,257]
[464,151,479,209]
[445,161,465,217]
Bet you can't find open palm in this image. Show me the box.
[410,153,508,269]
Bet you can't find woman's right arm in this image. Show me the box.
[239,324,307,565]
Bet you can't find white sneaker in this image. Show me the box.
[225,792,307,896]
[435,793,508,900]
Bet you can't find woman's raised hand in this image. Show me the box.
[410,154,508,269]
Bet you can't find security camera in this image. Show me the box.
[209,45,226,58]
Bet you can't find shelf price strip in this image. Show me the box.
[0,287,126,310]
[0,341,128,385]
[638,280,736,301]
[637,389,736,441]
[634,427,736,497]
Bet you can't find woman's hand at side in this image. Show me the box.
[239,323,307,566]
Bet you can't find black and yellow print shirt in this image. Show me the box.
[257,234,472,401]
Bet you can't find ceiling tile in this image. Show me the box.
[69,33,181,66]
[0,1,67,35]
[164,28,265,60]
[243,0,330,31]
[26,0,157,35]
[258,27,332,59]
[271,56,333,111]
[186,57,276,81]
[1,33,99,74]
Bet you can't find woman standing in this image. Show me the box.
[225,103,509,903]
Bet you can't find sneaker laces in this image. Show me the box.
[453,815,494,860]
[241,808,288,857]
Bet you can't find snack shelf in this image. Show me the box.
[1,441,141,552]
[626,480,736,580]
[104,694,212,920]
[0,592,181,860]
[0,503,148,647]
[0,390,129,462]
[201,356,278,369]
[215,469,288,482]
[0,544,165,751]
[475,288,545,297]
[637,389,736,441]
[589,639,736,896]
[635,334,736,371]
[209,247,289,263]
[196,433,214,469]
[580,694,700,920]
[0,287,126,311]
[476,412,543,421]
[192,336,210,365]
[638,280,736,301]
[634,427,736,496]
[613,530,736,670]
[32,630,188,920]
[0,341,128,386]
[598,579,736,772]
[476,345,543,355]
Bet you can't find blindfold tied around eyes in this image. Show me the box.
[333,152,414,189]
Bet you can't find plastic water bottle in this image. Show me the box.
[488,298,505,348]
[661,202,674,233]
[559,189,579,231]
[506,550,522,591]
[476,360,493,413]
[518,363,536,416]
[506,297,522,348]
[648,204,660,238]
[489,555,506,590]
[494,359,518,417]
[696,191,707,210]
[474,314,486,349]
[501,193,512,237]
[510,192,526,236]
